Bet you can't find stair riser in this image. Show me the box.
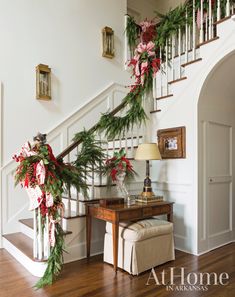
[3,237,47,277]
[20,221,34,239]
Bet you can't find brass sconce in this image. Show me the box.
[102,26,115,59]
[36,64,51,100]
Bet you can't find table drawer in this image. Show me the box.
[119,209,142,220]
[143,207,153,217]
[152,205,170,216]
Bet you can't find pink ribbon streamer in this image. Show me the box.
[26,186,43,210]
[36,160,46,185]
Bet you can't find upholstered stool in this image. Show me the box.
[103,218,175,275]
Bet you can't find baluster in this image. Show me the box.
[200,0,204,43]
[193,0,196,60]
[67,186,71,216]
[112,139,115,154]
[37,207,43,260]
[226,0,230,16]
[76,189,80,215]
[205,13,208,41]
[217,0,221,21]
[33,209,38,259]
[188,25,191,51]
[185,9,189,64]
[124,15,130,69]
[43,213,49,259]
[136,128,140,146]
[212,15,214,38]
[209,0,212,39]
[165,40,169,95]
[99,134,103,186]
[76,145,80,213]
[91,165,95,199]
[131,131,134,157]
[178,28,182,78]
[159,47,163,97]
[171,35,175,81]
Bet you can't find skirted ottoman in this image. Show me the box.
[103,218,175,275]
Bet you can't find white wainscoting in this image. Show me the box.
[152,181,196,254]
[0,83,128,247]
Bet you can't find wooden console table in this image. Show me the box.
[86,201,174,273]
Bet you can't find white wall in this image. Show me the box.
[127,0,186,20]
[155,0,186,14]
[0,0,129,165]
[127,0,158,20]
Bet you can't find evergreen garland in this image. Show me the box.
[125,15,141,53]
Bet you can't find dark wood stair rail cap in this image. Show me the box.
[56,101,127,160]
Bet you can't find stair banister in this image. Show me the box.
[209,0,212,39]
[56,100,127,160]
[217,0,221,20]
[193,0,196,60]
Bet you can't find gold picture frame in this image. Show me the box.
[102,26,115,59]
[157,126,186,159]
[36,64,51,100]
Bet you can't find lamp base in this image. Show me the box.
[135,194,164,203]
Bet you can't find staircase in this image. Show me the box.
[2,0,235,277]
[1,83,146,276]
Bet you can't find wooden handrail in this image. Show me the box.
[56,100,127,160]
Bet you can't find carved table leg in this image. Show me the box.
[86,213,92,258]
[112,222,119,273]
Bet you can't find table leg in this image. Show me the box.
[86,214,92,258]
[167,207,173,223]
[112,222,119,273]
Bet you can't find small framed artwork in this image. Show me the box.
[36,64,51,100]
[157,126,186,159]
[102,26,115,59]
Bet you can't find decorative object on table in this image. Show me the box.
[102,26,115,59]
[104,148,136,205]
[157,126,186,159]
[135,194,163,203]
[36,64,51,100]
[135,143,161,203]
[99,198,125,207]
[12,133,87,288]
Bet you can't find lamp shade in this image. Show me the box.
[135,143,161,160]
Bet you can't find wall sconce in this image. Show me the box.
[102,26,115,59]
[36,64,51,100]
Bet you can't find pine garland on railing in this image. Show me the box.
[13,134,87,289]
[126,0,235,53]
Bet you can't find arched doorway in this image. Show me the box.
[198,52,235,253]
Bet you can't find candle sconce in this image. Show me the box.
[36,64,51,100]
[102,26,115,59]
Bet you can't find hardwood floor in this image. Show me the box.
[0,243,235,297]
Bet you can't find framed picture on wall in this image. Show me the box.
[157,126,186,159]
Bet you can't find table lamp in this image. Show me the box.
[135,143,161,201]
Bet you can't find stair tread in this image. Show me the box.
[156,94,173,100]
[198,36,219,47]
[63,211,86,219]
[3,232,35,261]
[181,58,202,67]
[19,218,72,234]
[214,16,231,25]
[168,77,187,84]
[150,109,161,114]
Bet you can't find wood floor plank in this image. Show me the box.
[0,243,235,297]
